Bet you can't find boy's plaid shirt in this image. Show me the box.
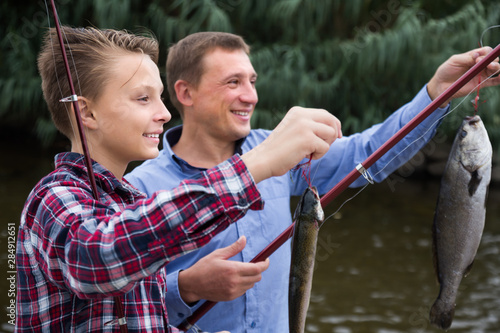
[16,152,262,332]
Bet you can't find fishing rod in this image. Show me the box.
[177,42,500,331]
[47,1,128,331]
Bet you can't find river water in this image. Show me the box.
[304,179,500,333]
[1,140,499,332]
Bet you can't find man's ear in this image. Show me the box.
[174,80,194,107]
[77,97,98,130]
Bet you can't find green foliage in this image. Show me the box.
[2,0,500,157]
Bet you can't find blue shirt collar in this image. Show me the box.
[163,125,245,173]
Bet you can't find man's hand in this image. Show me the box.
[178,236,269,304]
[242,107,342,183]
[427,46,500,107]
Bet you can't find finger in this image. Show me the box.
[475,54,500,84]
[475,54,500,67]
[448,52,477,68]
[454,47,495,68]
[466,46,494,63]
[235,258,270,278]
[335,118,343,138]
[309,140,331,160]
[473,46,494,57]
[310,121,339,155]
[308,108,339,127]
[216,236,246,260]
[480,74,500,88]
[486,62,500,75]
[313,112,340,138]
[252,257,270,273]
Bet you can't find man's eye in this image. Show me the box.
[138,96,149,102]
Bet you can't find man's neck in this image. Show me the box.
[172,131,236,169]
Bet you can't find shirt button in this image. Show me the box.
[178,313,184,318]
[250,322,256,328]
[238,198,247,206]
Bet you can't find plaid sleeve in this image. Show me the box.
[147,154,263,262]
[31,154,262,298]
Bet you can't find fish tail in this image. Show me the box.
[429,298,455,330]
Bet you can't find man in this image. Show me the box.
[125,32,500,332]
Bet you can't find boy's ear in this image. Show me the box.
[76,97,98,130]
[174,80,194,107]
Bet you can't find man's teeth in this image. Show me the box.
[143,133,159,138]
[232,111,249,116]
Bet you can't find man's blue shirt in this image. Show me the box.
[125,85,449,332]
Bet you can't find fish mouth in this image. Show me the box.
[465,115,481,125]
[309,186,320,199]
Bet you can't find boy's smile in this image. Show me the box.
[83,53,170,178]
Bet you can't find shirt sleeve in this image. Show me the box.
[31,155,263,299]
[164,270,196,325]
[291,84,451,195]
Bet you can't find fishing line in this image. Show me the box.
[322,183,370,223]
[291,156,313,187]
[190,323,204,332]
[480,25,500,48]
[372,70,499,181]
[311,159,372,224]
[289,29,500,225]
[320,69,499,225]
[310,156,322,184]
[476,26,500,114]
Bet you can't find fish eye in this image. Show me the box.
[460,130,467,139]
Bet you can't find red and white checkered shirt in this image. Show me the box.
[16,152,262,332]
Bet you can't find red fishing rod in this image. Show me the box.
[47,1,128,331]
[177,43,500,331]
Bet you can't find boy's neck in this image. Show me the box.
[71,141,126,181]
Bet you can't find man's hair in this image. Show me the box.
[166,31,250,116]
[38,26,159,139]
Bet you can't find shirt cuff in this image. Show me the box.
[401,84,451,126]
[165,270,195,326]
[423,84,451,112]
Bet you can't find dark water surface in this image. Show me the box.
[1,140,499,332]
[305,179,500,333]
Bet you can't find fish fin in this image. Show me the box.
[463,260,474,277]
[430,297,455,330]
[468,170,482,196]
